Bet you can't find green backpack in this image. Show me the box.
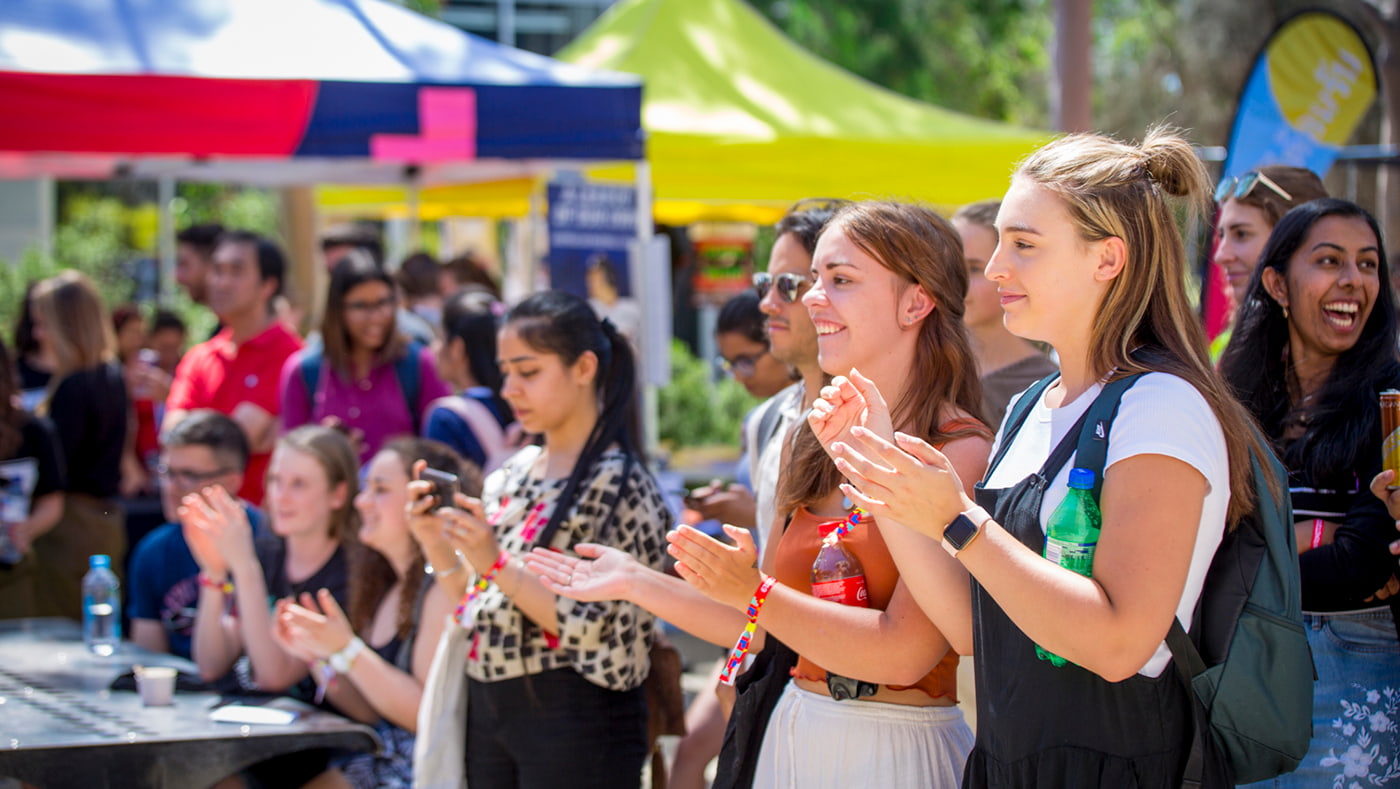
[1010,372,1312,786]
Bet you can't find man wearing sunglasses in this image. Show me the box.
[128,410,267,661]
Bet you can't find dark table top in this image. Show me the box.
[0,618,380,789]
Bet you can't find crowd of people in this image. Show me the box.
[2,126,1398,788]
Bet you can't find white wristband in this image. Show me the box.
[329,636,366,674]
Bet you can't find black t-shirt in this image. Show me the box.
[48,362,127,499]
[0,414,65,524]
[253,536,350,607]
[16,356,50,413]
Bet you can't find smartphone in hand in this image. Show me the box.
[420,467,459,508]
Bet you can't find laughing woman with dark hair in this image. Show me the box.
[1220,198,1400,788]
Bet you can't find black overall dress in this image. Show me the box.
[962,377,1193,788]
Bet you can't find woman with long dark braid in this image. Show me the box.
[407,289,669,788]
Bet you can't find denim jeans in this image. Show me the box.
[465,668,648,788]
[1243,608,1400,788]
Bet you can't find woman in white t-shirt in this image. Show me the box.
[812,129,1271,787]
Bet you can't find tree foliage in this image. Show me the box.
[752,0,1378,147]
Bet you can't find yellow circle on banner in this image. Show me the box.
[1266,12,1376,146]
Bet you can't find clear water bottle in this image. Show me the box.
[1036,468,1102,667]
[82,554,121,657]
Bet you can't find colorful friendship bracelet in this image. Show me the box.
[719,574,777,686]
[820,507,869,546]
[197,573,234,595]
[453,550,512,626]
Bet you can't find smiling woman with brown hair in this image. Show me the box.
[1220,197,1400,787]
[279,252,450,463]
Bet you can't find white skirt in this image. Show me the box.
[753,680,974,789]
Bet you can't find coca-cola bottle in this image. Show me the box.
[811,518,876,700]
[811,520,869,608]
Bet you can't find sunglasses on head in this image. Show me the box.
[1215,170,1293,204]
[752,272,812,304]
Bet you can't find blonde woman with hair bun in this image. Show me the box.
[816,128,1273,787]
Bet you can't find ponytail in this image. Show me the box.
[504,291,641,547]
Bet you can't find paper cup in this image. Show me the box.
[135,666,177,706]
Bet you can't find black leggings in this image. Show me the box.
[465,668,648,788]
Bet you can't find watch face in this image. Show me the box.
[944,513,979,550]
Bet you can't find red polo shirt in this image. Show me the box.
[167,323,303,504]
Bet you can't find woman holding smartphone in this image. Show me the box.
[407,290,669,788]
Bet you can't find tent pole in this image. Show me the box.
[635,160,660,463]
[157,177,176,306]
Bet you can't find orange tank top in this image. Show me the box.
[770,418,986,701]
[772,505,959,701]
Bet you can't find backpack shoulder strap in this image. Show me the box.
[396,341,424,431]
[1069,373,1147,501]
[298,349,324,414]
[428,394,509,469]
[755,387,793,452]
[985,373,1060,478]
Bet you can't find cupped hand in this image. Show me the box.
[809,370,895,457]
[276,589,356,660]
[830,428,971,540]
[179,510,228,578]
[526,544,637,603]
[181,485,256,574]
[271,598,320,664]
[1372,469,1400,525]
[688,484,757,529]
[666,524,762,610]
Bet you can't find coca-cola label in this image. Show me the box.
[811,575,869,608]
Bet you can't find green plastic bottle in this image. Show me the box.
[1036,467,1102,667]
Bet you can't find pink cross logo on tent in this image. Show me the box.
[370,87,477,163]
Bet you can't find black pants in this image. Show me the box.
[466,668,648,789]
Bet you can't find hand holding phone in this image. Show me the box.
[420,467,459,508]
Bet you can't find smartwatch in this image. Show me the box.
[943,506,991,554]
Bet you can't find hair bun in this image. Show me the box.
[1138,126,1209,200]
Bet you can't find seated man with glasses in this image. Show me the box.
[128,410,267,660]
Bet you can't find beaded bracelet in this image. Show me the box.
[821,508,868,546]
[453,550,512,626]
[719,574,777,686]
[197,573,235,595]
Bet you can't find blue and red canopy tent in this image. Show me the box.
[0,0,643,183]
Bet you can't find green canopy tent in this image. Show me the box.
[561,0,1053,224]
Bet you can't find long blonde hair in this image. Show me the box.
[1015,128,1268,524]
[29,272,115,413]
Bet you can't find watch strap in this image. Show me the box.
[944,506,992,554]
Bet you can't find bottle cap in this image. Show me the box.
[89,554,111,568]
[1067,468,1095,490]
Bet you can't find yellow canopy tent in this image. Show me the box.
[560,0,1053,224]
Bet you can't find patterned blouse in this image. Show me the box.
[462,445,669,691]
